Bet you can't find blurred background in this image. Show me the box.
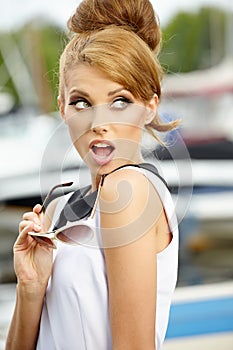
[0,0,233,349]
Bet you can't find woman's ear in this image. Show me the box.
[144,94,159,125]
[57,96,66,122]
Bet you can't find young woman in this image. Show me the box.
[6,1,179,349]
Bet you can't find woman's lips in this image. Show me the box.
[89,140,115,166]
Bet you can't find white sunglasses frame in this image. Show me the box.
[28,177,103,249]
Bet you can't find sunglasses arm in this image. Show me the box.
[39,182,73,214]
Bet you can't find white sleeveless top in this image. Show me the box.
[37,167,179,350]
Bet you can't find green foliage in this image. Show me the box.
[0,32,20,105]
[0,21,65,111]
[160,7,227,73]
[39,26,66,107]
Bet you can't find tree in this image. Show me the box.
[0,20,64,112]
[160,7,227,73]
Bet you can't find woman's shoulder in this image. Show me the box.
[99,166,164,248]
[101,165,162,206]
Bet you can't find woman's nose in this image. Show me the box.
[91,105,110,134]
[92,124,109,134]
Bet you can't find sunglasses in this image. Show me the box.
[28,179,103,249]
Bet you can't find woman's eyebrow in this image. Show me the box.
[69,88,90,97]
[69,87,126,97]
[108,88,125,96]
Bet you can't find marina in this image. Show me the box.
[0,8,233,346]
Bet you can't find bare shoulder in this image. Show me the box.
[100,168,164,248]
[100,167,162,206]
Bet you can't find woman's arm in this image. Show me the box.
[100,169,166,350]
[6,198,59,350]
[6,280,48,350]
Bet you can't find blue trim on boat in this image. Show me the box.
[166,297,233,338]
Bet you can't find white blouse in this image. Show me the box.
[37,166,179,350]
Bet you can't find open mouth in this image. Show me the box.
[90,141,115,166]
[92,143,115,158]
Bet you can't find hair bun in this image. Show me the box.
[68,0,161,52]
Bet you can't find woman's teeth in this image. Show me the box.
[94,143,110,148]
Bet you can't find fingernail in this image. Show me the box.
[34,224,41,231]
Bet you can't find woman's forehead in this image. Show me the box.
[65,65,129,97]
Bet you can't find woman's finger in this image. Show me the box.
[15,222,34,247]
[22,212,41,225]
[19,220,42,233]
[19,220,30,232]
[33,204,43,214]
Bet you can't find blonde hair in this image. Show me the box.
[59,0,180,140]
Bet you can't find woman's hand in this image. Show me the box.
[6,203,56,350]
[14,204,53,288]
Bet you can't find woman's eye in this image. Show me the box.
[69,99,91,111]
[110,98,132,110]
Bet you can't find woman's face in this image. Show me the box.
[58,64,157,177]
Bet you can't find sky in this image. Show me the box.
[0,0,232,31]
